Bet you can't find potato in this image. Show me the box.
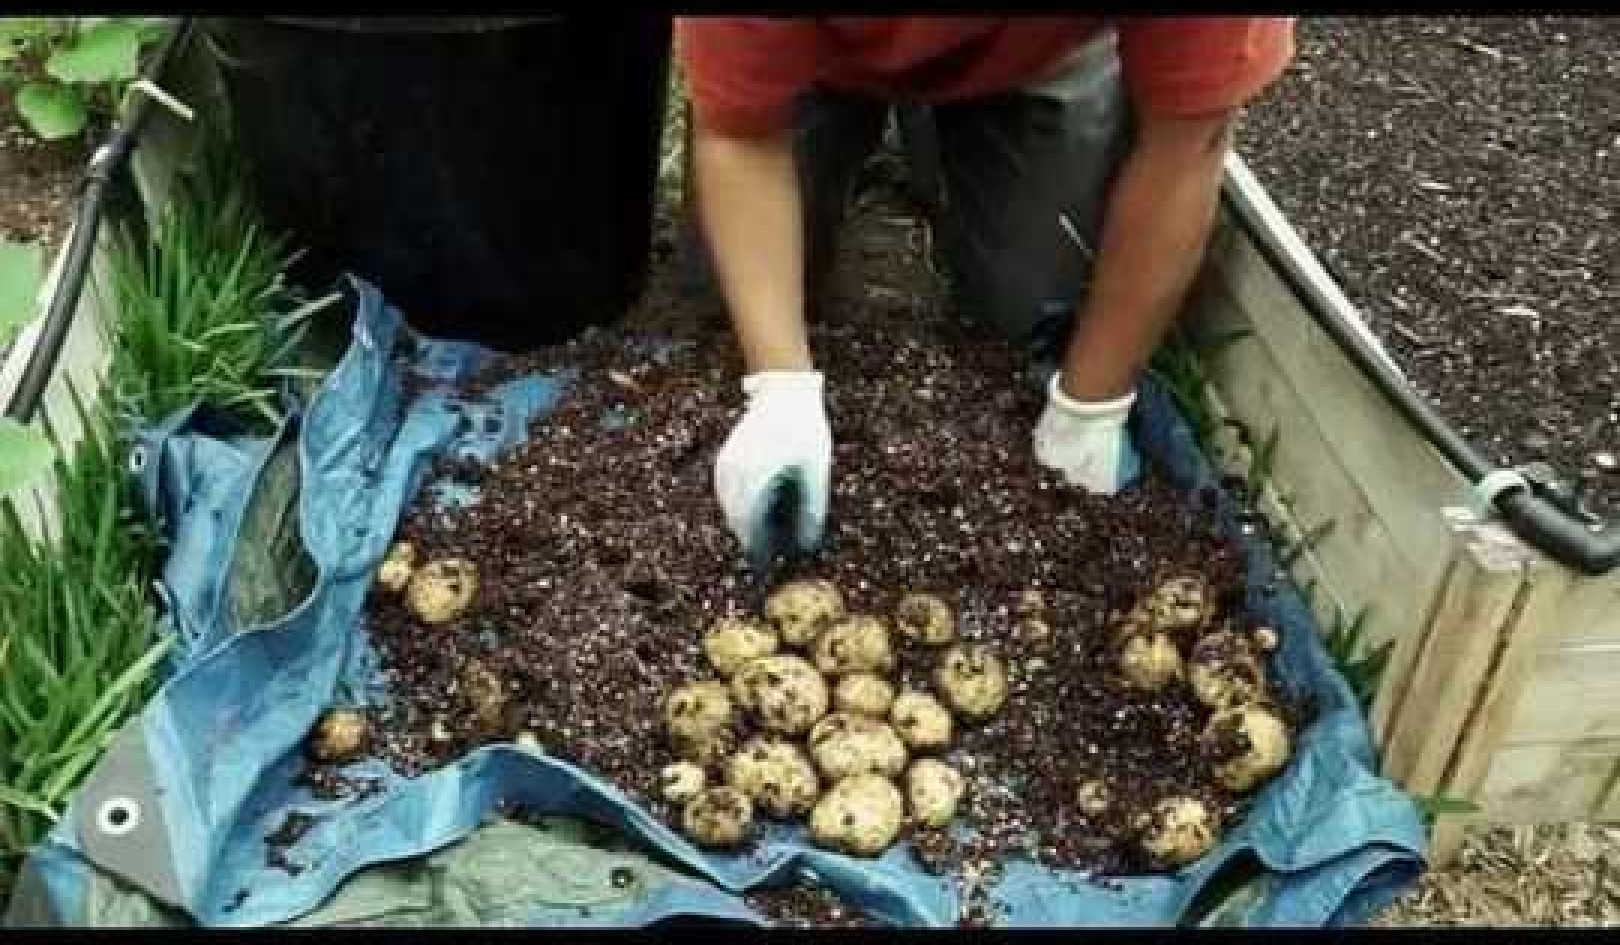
[1252,625,1280,653]
[834,673,896,717]
[812,615,896,677]
[308,708,369,763]
[894,593,955,646]
[765,579,846,647]
[664,681,740,764]
[1203,705,1291,793]
[460,658,510,732]
[407,557,479,624]
[1013,587,1046,617]
[682,786,753,849]
[1187,630,1267,710]
[1138,796,1217,867]
[809,774,905,857]
[377,541,418,593]
[658,761,706,804]
[1144,574,1217,635]
[1118,631,1185,691]
[888,689,953,753]
[1013,617,1053,647]
[808,711,908,781]
[730,655,830,735]
[703,616,780,678]
[725,737,820,819]
[934,644,1009,720]
[1074,779,1111,816]
[905,758,965,828]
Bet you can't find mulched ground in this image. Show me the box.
[1238,16,1620,520]
[0,101,82,251]
[325,133,1303,926]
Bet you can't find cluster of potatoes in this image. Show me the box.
[660,580,1008,857]
[1091,574,1294,867]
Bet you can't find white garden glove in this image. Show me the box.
[1032,371,1142,494]
[714,370,833,569]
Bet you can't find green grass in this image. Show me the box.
[0,129,314,903]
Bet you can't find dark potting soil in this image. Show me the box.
[1238,16,1620,519]
[745,881,875,928]
[0,99,83,252]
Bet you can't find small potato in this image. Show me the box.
[1013,588,1046,617]
[1119,631,1185,691]
[308,708,369,763]
[834,673,896,717]
[934,644,1009,721]
[1074,779,1111,816]
[894,593,955,646]
[377,541,418,593]
[809,774,905,857]
[730,655,830,735]
[682,787,753,849]
[1145,574,1217,635]
[658,761,706,804]
[1203,705,1292,793]
[1139,796,1217,867]
[812,615,896,677]
[407,558,479,624]
[765,579,846,646]
[888,689,953,753]
[1187,631,1267,710]
[726,737,820,818]
[460,658,510,732]
[1013,617,1052,647]
[1252,625,1280,653]
[664,681,740,764]
[905,759,965,828]
[703,616,780,677]
[808,711,908,781]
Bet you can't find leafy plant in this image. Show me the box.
[1324,606,1395,712]
[1,17,168,142]
[1411,792,1480,828]
[0,237,43,345]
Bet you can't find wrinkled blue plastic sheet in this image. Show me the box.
[13,276,1426,927]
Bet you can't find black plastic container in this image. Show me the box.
[205,16,671,351]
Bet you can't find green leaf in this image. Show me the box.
[0,17,56,46]
[0,419,56,494]
[0,239,43,344]
[14,80,87,140]
[1413,792,1480,818]
[44,19,144,84]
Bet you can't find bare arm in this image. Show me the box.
[1059,110,1235,401]
[691,125,813,372]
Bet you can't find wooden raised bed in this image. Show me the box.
[1188,154,1620,863]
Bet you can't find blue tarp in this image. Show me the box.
[9,276,1426,927]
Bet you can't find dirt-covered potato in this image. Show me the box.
[659,761,706,804]
[1144,574,1217,635]
[1014,616,1053,647]
[765,579,846,647]
[1203,705,1292,793]
[1118,631,1185,691]
[682,786,754,849]
[834,673,896,717]
[888,689,953,753]
[809,773,905,857]
[1074,779,1111,816]
[905,758,965,828]
[808,711,909,781]
[894,593,955,646]
[1138,796,1217,867]
[812,615,896,677]
[664,681,740,764]
[726,737,821,819]
[1252,625,1280,653]
[934,644,1009,720]
[730,655,830,735]
[1014,587,1047,617]
[460,658,510,732]
[407,557,479,624]
[377,541,418,593]
[1187,630,1267,710]
[308,708,369,763]
[703,616,780,678]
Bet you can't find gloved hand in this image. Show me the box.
[714,370,832,568]
[1032,371,1142,494]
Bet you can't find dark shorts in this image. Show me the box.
[682,30,1134,364]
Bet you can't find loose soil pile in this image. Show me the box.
[336,156,1305,924]
[1238,16,1620,519]
[0,101,82,250]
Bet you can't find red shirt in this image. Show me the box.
[678,16,1296,136]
